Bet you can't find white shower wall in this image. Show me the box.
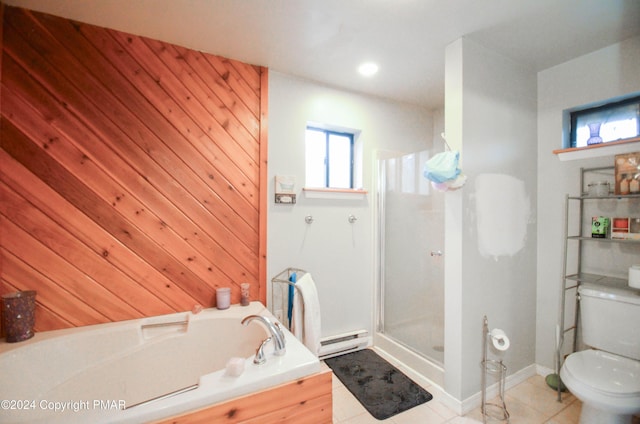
[267,72,436,342]
[444,38,538,405]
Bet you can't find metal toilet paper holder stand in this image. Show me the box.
[481,316,510,423]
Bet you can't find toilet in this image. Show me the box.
[560,283,640,424]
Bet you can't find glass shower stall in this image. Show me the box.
[376,150,445,383]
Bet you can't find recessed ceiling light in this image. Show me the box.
[358,62,379,77]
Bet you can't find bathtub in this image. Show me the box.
[0,302,321,424]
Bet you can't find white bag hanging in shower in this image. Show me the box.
[423,151,460,183]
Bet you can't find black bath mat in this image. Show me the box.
[325,349,432,420]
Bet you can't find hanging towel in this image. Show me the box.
[287,272,297,329]
[291,273,321,356]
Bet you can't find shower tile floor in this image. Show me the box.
[329,349,640,424]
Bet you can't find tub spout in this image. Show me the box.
[241,315,286,357]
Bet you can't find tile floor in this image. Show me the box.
[330,348,638,424]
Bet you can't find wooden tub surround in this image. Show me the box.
[152,367,333,424]
[0,5,268,331]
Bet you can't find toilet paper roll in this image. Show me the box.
[629,265,640,289]
[490,328,510,351]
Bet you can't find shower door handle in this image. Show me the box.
[430,250,443,257]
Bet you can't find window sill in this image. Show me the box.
[303,187,368,200]
[553,137,640,161]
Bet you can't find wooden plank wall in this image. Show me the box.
[0,5,268,333]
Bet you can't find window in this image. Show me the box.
[570,96,640,148]
[305,126,355,189]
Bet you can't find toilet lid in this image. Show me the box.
[564,350,640,396]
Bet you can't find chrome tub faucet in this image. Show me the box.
[241,315,287,362]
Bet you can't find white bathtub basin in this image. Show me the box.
[0,302,320,423]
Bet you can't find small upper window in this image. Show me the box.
[570,96,640,148]
[305,126,354,189]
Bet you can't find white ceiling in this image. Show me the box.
[5,0,640,109]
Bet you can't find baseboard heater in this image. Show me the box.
[318,329,370,360]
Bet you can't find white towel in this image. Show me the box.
[291,273,321,355]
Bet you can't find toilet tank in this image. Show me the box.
[579,284,640,360]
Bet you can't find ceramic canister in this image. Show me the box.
[587,181,610,197]
[629,265,640,289]
[1,290,37,343]
[216,288,231,310]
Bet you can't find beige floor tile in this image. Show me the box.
[545,399,581,424]
[506,376,574,418]
[500,396,552,424]
[388,402,448,424]
[462,405,485,423]
[446,418,483,424]
[428,399,459,421]
[330,362,614,424]
[526,375,572,400]
[339,411,382,424]
[333,385,368,423]
[465,396,547,424]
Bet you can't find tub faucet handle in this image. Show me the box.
[254,336,272,365]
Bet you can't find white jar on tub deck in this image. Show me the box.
[216,288,231,309]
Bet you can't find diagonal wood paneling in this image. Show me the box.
[0,5,268,333]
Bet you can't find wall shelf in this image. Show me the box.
[303,187,368,200]
[555,166,640,403]
[569,194,640,200]
[567,236,640,244]
[563,273,628,285]
[553,137,640,161]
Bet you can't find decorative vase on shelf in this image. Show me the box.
[586,122,603,145]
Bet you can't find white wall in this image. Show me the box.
[444,38,538,403]
[267,33,640,408]
[536,35,640,371]
[267,72,435,340]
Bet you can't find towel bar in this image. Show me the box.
[271,267,307,285]
[270,267,308,329]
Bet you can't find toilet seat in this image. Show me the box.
[560,350,640,416]
[562,350,640,398]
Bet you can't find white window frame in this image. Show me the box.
[304,122,364,194]
[570,95,640,148]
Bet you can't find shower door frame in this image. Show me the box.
[373,150,445,387]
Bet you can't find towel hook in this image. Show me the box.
[305,215,314,224]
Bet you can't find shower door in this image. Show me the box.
[377,151,445,365]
